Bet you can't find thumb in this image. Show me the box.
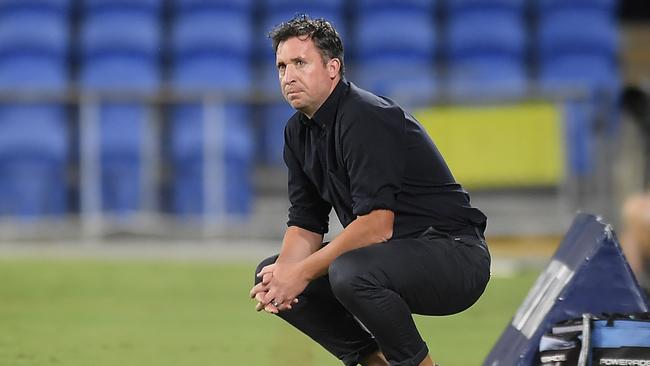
[257,263,277,278]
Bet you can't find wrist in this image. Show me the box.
[299,258,317,282]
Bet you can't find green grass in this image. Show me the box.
[0,259,538,366]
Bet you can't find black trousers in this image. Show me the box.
[254,227,491,366]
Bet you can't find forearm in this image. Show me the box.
[300,209,394,280]
[277,226,323,264]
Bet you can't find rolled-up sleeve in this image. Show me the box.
[284,128,331,234]
[342,106,405,216]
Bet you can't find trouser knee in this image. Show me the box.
[328,251,376,304]
[254,254,278,285]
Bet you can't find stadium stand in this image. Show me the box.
[351,0,437,105]
[0,0,625,228]
[536,0,620,176]
[168,105,254,217]
[0,0,70,218]
[537,0,619,93]
[79,0,162,216]
[171,0,253,92]
[445,0,527,99]
[169,0,254,217]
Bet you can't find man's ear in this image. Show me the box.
[328,58,341,79]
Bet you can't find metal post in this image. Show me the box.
[79,95,102,239]
[141,103,160,216]
[202,96,226,237]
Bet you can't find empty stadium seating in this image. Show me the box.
[172,0,253,92]
[79,0,162,217]
[169,104,253,217]
[537,0,619,93]
[445,0,527,99]
[351,0,437,105]
[169,0,254,218]
[536,0,619,176]
[0,0,71,218]
[0,0,623,223]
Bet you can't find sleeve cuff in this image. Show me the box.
[352,190,396,216]
[287,220,328,235]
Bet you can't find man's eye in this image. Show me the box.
[296,60,305,66]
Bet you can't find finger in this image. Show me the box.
[255,292,267,304]
[256,298,278,313]
[257,263,276,278]
[261,272,273,285]
[264,303,279,314]
[249,282,268,298]
[278,298,299,312]
[255,292,277,313]
[262,289,277,305]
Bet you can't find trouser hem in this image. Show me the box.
[389,342,429,366]
[341,341,380,366]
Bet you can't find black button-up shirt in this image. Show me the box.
[284,79,487,239]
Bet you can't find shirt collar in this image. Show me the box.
[299,78,347,128]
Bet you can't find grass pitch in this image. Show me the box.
[0,259,538,365]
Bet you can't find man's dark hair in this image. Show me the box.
[269,14,345,77]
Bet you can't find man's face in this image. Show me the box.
[276,36,339,118]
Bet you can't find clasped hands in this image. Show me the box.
[249,261,309,314]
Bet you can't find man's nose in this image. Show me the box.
[282,65,296,85]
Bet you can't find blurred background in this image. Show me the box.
[1,1,649,365]
[0,0,647,243]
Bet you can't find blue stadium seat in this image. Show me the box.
[96,104,149,215]
[537,0,619,92]
[540,55,618,94]
[354,58,437,105]
[0,106,69,217]
[354,0,434,13]
[537,0,616,14]
[171,9,252,92]
[539,10,618,60]
[445,1,527,98]
[352,9,436,103]
[174,0,253,12]
[447,0,523,10]
[84,0,161,12]
[0,4,69,91]
[447,57,526,99]
[169,104,254,217]
[355,11,435,60]
[0,0,71,13]
[447,11,525,60]
[80,4,161,91]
